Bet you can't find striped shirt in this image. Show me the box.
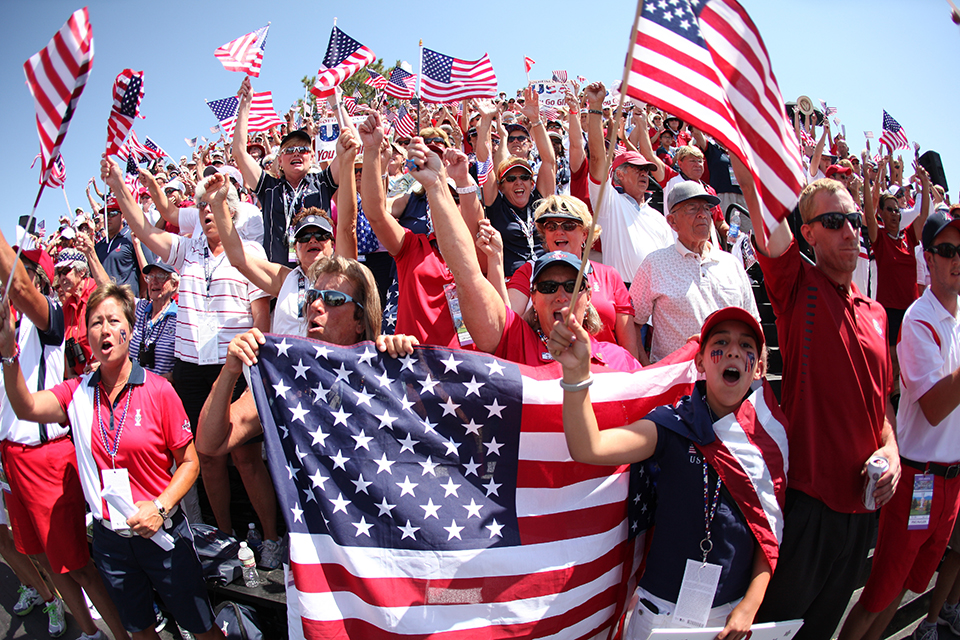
[168,235,270,364]
[129,298,178,375]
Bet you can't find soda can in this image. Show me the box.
[863,455,890,510]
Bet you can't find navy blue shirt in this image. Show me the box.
[638,388,755,606]
[255,168,337,265]
[704,141,742,196]
[96,226,140,297]
[484,190,544,278]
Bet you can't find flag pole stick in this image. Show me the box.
[61,186,74,223]
[1,182,46,306]
[562,0,644,340]
[415,40,424,133]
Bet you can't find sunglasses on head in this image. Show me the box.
[929,242,960,259]
[296,231,332,244]
[507,135,528,144]
[533,279,587,295]
[305,288,363,309]
[501,173,533,184]
[807,211,863,230]
[541,220,581,232]
[280,145,311,156]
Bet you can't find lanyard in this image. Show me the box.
[202,245,226,298]
[142,305,171,348]
[282,180,308,237]
[296,270,307,318]
[95,383,133,468]
[700,458,723,563]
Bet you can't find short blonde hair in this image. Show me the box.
[673,145,704,163]
[533,195,601,244]
[798,179,849,224]
[418,127,450,147]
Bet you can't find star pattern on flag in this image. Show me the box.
[254,338,524,550]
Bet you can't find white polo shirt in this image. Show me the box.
[896,288,960,462]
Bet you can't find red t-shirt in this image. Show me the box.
[394,230,470,350]
[493,307,641,372]
[872,226,919,310]
[51,362,192,519]
[569,161,592,214]
[63,278,96,375]
[507,260,634,346]
[756,240,891,513]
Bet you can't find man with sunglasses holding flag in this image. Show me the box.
[749,176,900,640]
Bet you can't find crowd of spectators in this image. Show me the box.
[0,72,959,640]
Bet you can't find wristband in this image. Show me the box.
[559,375,594,392]
[153,499,169,520]
[530,121,544,128]
[1,345,20,367]
[588,109,603,116]
[455,185,478,194]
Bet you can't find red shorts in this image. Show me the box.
[860,464,960,612]
[1,437,90,573]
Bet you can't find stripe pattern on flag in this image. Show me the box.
[23,8,94,188]
[385,68,416,100]
[206,91,284,139]
[311,26,376,100]
[879,110,909,151]
[249,337,697,640]
[365,70,389,91]
[214,24,270,77]
[420,48,498,103]
[627,0,805,240]
[105,69,144,155]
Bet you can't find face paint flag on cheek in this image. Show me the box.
[746,352,756,373]
[119,330,127,345]
[710,349,723,364]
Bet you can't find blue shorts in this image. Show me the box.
[92,511,215,634]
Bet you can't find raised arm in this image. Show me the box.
[140,168,179,228]
[0,229,50,331]
[231,77,264,191]
[910,162,932,240]
[862,151,880,245]
[357,111,405,255]
[809,120,828,179]
[474,100,500,207]
[732,153,793,258]
[74,232,111,287]
[0,303,67,424]
[518,87,556,197]
[630,109,667,183]
[335,129,360,260]
[565,90,585,174]
[408,139,506,353]
[585,82,608,184]
[101,156,174,262]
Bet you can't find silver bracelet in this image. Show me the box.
[455,184,478,194]
[559,375,593,392]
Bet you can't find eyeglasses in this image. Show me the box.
[533,279,587,295]
[929,243,960,259]
[305,288,363,309]
[198,201,210,209]
[540,220,581,233]
[806,211,863,230]
[280,146,311,156]
[296,231,333,244]
[501,173,533,184]
[144,272,171,283]
[55,267,72,277]
[421,137,445,146]
[507,136,528,144]
[354,167,363,175]
[396,139,412,146]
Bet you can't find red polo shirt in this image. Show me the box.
[63,278,96,375]
[872,226,919,310]
[757,240,892,514]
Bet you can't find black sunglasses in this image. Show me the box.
[421,137,445,146]
[533,279,587,295]
[106,210,121,218]
[305,288,363,309]
[501,173,532,184]
[296,231,332,244]
[806,211,863,230]
[507,135,528,143]
[929,242,960,259]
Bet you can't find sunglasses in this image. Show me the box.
[280,146,311,156]
[929,242,960,259]
[533,279,587,295]
[296,231,332,244]
[501,173,533,184]
[807,211,863,230]
[305,288,363,309]
[396,139,412,146]
[541,220,581,233]
[421,137,446,146]
[107,210,121,218]
[507,135,528,143]
[55,267,73,277]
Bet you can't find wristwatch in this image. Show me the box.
[153,499,169,520]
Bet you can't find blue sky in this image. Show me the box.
[3,0,958,240]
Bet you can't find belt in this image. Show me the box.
[97,504,180,538]
[901,457,960,479]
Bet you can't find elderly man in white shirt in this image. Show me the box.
[630,181,759,363]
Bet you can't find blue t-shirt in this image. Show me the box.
[638,388,755,606]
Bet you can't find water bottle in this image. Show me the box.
[238,542,261,588]
[246,522,263,553]
[727,211,741,246]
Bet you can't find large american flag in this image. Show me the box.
[420,48,498,103]
[105,69,144,156]
[214,23,270,77]
[311,26,376,100]
[206,91,284,139]
[249,336,697,639]
[879,110,909,152]
[385,67,416,100]
[627,0,805,239]
[23,8,94,188]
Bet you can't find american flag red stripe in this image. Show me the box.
[524,56,535,73]
[214,23,269,77]
[552,70,569,83]
[365,70,389,91]
[627,0,805,239]
[879,110,909,152]
[384,68,416,100]
[420,48,498,103]
[311,26,376,99]
[250,336,697,640]
[392,107,416,138]
[206,91,284,139]
[105,69,144,155]
[46,154,66,188]
[23,8,94,188]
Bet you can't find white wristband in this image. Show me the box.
[559,375,593,392]
[455,185,478,194]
